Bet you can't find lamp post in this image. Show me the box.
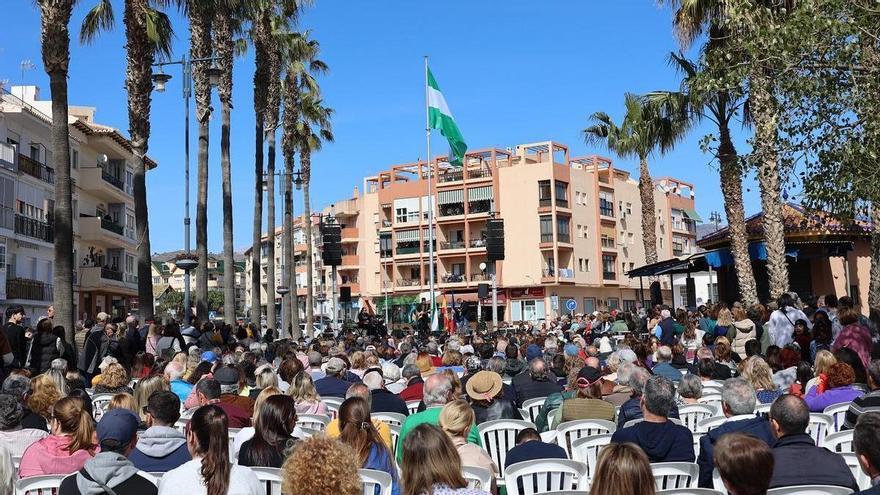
[152,55,221,328]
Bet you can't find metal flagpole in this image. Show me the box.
[425,56,436,330]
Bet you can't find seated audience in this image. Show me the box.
[511,358,562,405]
[326,384,392,448]
[560,366,615,423]
[617,365,680,428]
[315,358,356,398]
[338,397,400,495]
[854,412,880,495]
[652,346,683,382]
[713,432,774,495]
[398,364,424,402]
[362,368,409,416]
[466,370,522,424]
[439,400,497,486]
[213,366,255,417]
[676,373,702,405]
[0,394,48,458]
[3,374,49,431]
[845,359,880,429]
[503,428,567,470]
[401,423,489,495]
[93,363,133,395]
[129,390,192,472]
[238,394,297,468]
[287,371,328,415]
[165,362,192,403]
[739,356,784,404]
[195,377,251,428]
[19,396,96,477]
[281,436,362,495]
[588,442,656,495]
[26,374,61,427]
[804,362,864,412]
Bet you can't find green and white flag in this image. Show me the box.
[428,68,467,167]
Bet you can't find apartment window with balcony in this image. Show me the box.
[379,234,393,258]
[438,189,464,216]
[601,233,615,249]
[672,209,684,230]
[555,181,569,207]
[602,254,616,280]
[599,191,614,217]
[556,217,570,243]
[538,180,552,207]
[621,262,627,276]
[673,238,684,256]
[539,215,553,243]
[29,144,41,162]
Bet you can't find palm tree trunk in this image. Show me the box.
[750,71,789,300]
[303,158,315,330]
[38,0,75,341]
[252,118,264,325]
[214,14,236,325]
[266,132,277,332]
[870,204,880,309]
[191,7,212,323]
[286,172,300,338]
[719,124,758,305]
[638,157,658,265]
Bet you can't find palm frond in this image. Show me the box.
[79,0,115,45]
[143,6,175,58]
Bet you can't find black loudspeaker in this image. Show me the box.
[650,281,663,306]
[686,277,697,308]
[486,218,505,262]
[339,286,351,303]
[478,283,490,299]
[322,223,342,266]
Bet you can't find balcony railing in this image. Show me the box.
[101,217,124,236]
[15,214,53,242]
[542,269,556,277]
[471,273,490,282]
[380,249,393,258]
[601,237,616,249]
[101,268,124,282]
[467,168,491,179]
[439,204,464,217]
[539,198,552,207]
[540,233,553,243]
[6,278,53,301]
[557,233,571,243]
[439,170,463,183]
[559,268,575,279]
[468,201,491,214]
[441,273,466,283]
[102,170,125,191]
[603,271,616,281]
[556,198,569,208]
[396,279,421,287]
[469,238,486,248]
[396,245,420,255]
[440,240,465,250]
[124,273,138,284]
[18,154,55,184]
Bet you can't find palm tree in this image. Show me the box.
[647,54,758,305]
[584,94,685,266]
[37,0,76,341]
[263,32,282,334]
[81,0,174,322]
[281,31,323,338]
[295,91,333,332]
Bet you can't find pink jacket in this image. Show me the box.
[832,323,872,370]
[18,434,94,478]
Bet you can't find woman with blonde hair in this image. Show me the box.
[133,375,169,422]
[18,396,96,477]
[349,351,367,378]
[739,357,782,404]
[731,307,757,357]
[439,400,497,491]
[713,336,738,373]
[401,423,488,495]
[588,442,656,495]
[249,366,278,400]
[26,374,61,424]
[287,371,329,415]
[107,392,138,414]
[806,349,837,392]
[93,362,132,394]
[281,436,361,495]
[715,308,734,338]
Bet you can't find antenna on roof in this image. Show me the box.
[20,60,35,86]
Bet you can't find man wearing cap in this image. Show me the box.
[212,366,254,417]
[194,378,251,428]
[164,362,192,403]
[362,368,409,416]
[129,391,192,472]
[511,357,562,406]
[58,408,157,495]
[315,357,355,398]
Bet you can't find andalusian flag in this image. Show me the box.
[428,68,467,166]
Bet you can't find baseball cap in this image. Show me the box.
[201,351,219,364]
[526,344,542,362]
[576,366,602,387]
[214,366,240,385]
[325,357,347,374]
[96,408,139,448]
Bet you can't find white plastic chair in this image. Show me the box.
[678,404,717,433]
[372,412,406,428]
[522,397,547,423]
[652,462,699,490]
[173,417,190,434]
[841,453,872,491]
[228,427,241,461]
[324,397,344,419]
[693,432,703,458]
[823,403,851,433]
[570,434,612,480]
[658,489,725,495]
[824,429,854,454]
[807,413,834,447]
[766,485,855,495]
[697,394,723,415]
[503,459,588,495]
[12,455,21,471]
[555,419,616,458]
[696,415,727,433]
[297,414,330,431]
[17,474,66,495]
[755,402,773,414]
[712,468,725,492]
[91,393,115,420]
[478,419,535,471]
[358,468,392,495]
[461,465,493,492]
[405,400,420,415]
[250,466,283,495]
[389,423,401,454]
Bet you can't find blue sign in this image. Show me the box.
[565,299,577,311]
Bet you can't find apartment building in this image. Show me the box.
[0,86,154,322]
[151,253,246,317]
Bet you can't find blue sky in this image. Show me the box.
[0,1,765,253]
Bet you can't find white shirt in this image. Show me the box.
[158,458,265,495]
[767,307,810,348]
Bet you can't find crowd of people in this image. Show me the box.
[0,290,878,495]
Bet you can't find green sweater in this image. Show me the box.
[395,406,482,463]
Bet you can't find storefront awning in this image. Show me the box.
[683,208,703,222]
[396,229,419,242]
[468,186,493,201]
[438,189,464,205]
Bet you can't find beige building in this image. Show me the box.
[151,254,246,318]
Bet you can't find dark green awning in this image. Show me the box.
[683,208,703,222]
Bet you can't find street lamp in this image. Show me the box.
[152,54,220,328]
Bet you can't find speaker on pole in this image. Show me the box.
[340,286,351,304]
[486,218,505,262]
[322,222,342,266]
[650,281,663,306]
[685,276,696,308]
[478,283,490,299]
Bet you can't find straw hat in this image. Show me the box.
[465,371,503,401]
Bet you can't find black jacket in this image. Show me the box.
[697,416,774,488]
[769,433,858,491]
[80,328,109,374]
[27,330,61,374]
[4,322,27,368]
[472,399,523,425]
[370,388,409,416]
[511,373,562,407]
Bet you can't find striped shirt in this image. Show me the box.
[844,389,880,430]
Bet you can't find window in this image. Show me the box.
[585,259,591,272]
[512,299,547,322]
[623,299,637,311]
[628,233,634,245]
[576,224,582,238]
[0,242,6,266]
[451,263,465,275]
[539,215,553,242]
[678,285,690,306]
[601,232,615,249]
[125,171,133,195]
[673,238,684,256]
[625,202,633,215]
[556,217,570,242]
[599,191,614,217]
[538,180,552,207]
[583,298,596,314]
[70,149,79,169]
[602,254,616,280]
[607,297,619,310]
[152,276,161,284]
[709,282,719,302]
[578,258,585,272]
[555,181,568,207]
[621,262,626,275]
[629,262,635,271]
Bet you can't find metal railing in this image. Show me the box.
[439,204,464,217]
[396,245,420,255]
[467,168,491,179]
[559,268,575,279]
[18,154,55,184]
[124,273,138,284]
[102,170,125,191]
[542,269,556,277]
[558,233,571,243]
[15,214,53,242]
[440,240,465,250]
[603,271,616,280]
[556,198,569,208]
[441,273,466,283]
[540,233,553,243]
[468,201,491,214]
[101,268,124,282]
[471,273,490,282]
[396,279,421,287]
[469,238,486,248]
[6,278,53,301]
[538,198,552,207]
[439,170,463,183]
[101,218,124,236]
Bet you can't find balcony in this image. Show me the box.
[539,198,552,208]
[603,271,616,281]
[468,201,492,215]
[380,249,393,258]
[558,268,575,283]
[341,227,359,243]
[396,245,420,255]
[396,278,421,287]
[15,214,53,243]
[18,154,54,184]
[6,278,53,301]
[540,233,553,243]
[557,233,571,243]
[601,237,617,249]
[438,170,463,183]
[79,167,131,203]
[467,168,491,180]
[439,204,465,217]
[469,238,486,249]
[340,254,358,267]
[556,198,569,208]
[79,216,129,246]
[441,273,466,283]
[79,265,137,293]
[471,273,490,282]
[440,240,465,250]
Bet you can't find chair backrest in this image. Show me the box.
[766,485,856,495]
[17,474,66,495]
[173,417,190,434]
[91,393,115,421]
[478,419,535,470]
[651,462,699,490]
[503,459,588,495]
[754,403,773,415]
[697,395,723,415]
[712,468,725,492]
[358,468,392,495]
[250,466,283,495]
[841,453,872,491]
[372,412,406,428]
[678,404,717,433]
[555,419,616,458]
[823,403,850,433]
[388,424,401,454]
[296,414,331,431]
[693,432,704,459]
[461,465,493,492]
[824,429,854,454]
[405,400,420,415]
[324,398,343,419]
[657,489,726,495]
[12,455,21,471]
[522,397,548,423]
[696,416,727,434]
[807,413,834,447]
[228,427,242,461]
[570,434,612,480]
